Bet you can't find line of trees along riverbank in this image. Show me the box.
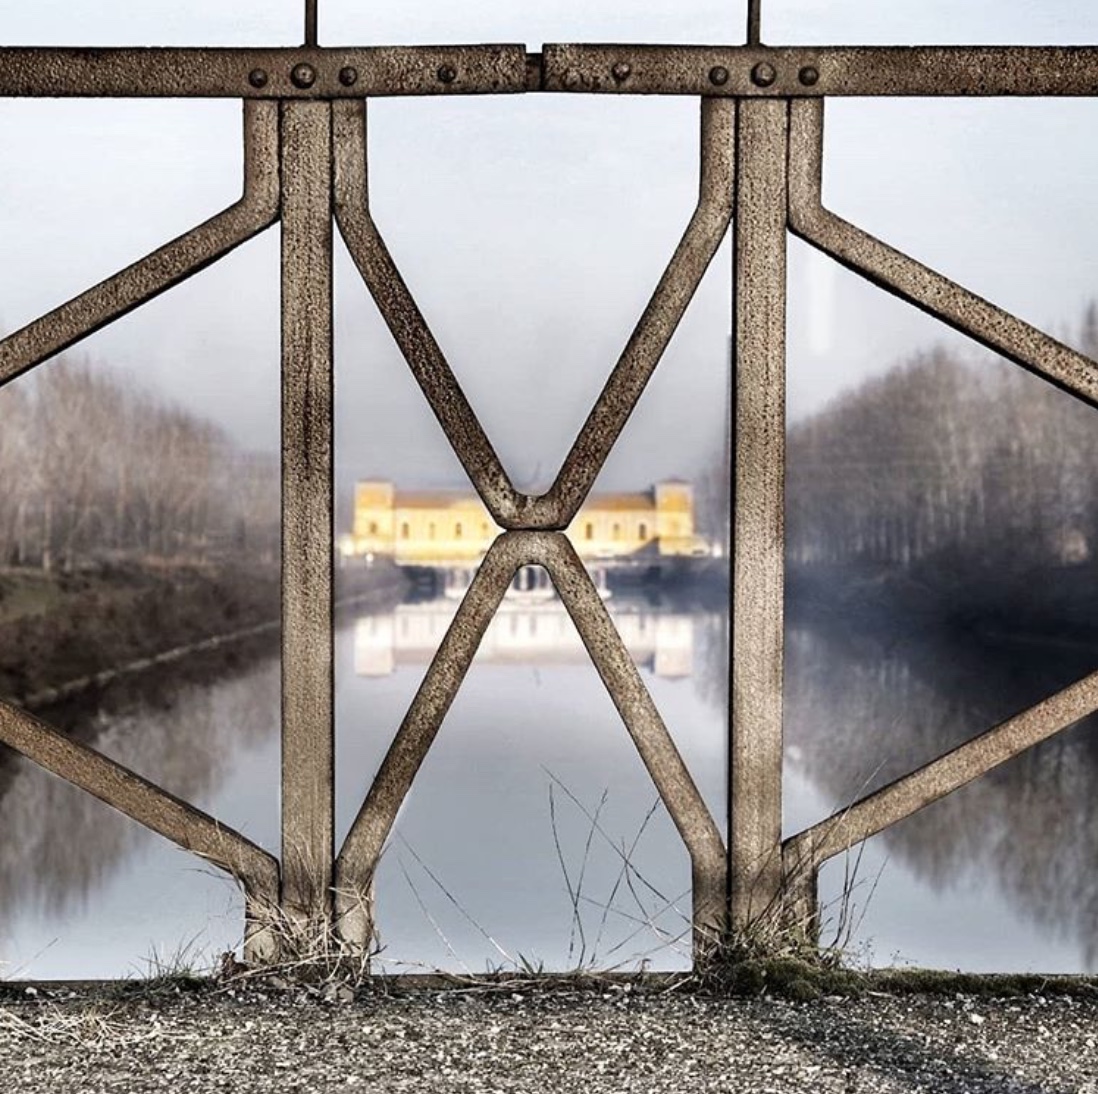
[0,356,280,572]
[788,304,1098,577]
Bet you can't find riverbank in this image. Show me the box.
[1,978,1095,1093]
[788,557,1098,648]
[0,559,407,716]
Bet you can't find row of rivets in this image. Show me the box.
[243,58,819,94]
[708,61,819,87]
[592,60,821,89]
[245,64,457,90]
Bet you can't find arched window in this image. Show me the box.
[428,522,436,539]
[368,521,378,535]
[400,522,410,539]
[638,522,648,540]
[455,522,463,539]
[585,522,594,539]
[612,523,621,540]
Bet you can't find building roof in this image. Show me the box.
[383,488,660,513]
[574,492,655,513]
[394,491,490,510]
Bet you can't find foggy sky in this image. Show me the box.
[2,1,1097,493]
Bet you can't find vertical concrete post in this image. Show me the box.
[280,100,335,924]
[729,98,788,938]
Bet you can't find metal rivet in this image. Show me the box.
[751,61,777,88]
[563,68,583,90]
[291,63,317,89]
[798,65,820,87]
[248,68,269,89]
[437,65,457,84]
[708,65,730,87]
[611,62,632,82]
[339,66,359,87]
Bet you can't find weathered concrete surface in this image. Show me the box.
[1,984,1095,1093]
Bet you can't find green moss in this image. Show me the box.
[111,972,211,999]
[870,968,1098,999]
[785,978,822,1002]
[692,949,1098,1001]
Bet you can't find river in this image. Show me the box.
[1,578,1095,979]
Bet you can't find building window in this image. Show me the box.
[428,523,436,539]
[455,522,463,539]
[368,521,378,535]
[638,522,648,540]
[400,522,410,539]
[612,523,621,540]
[585,522,594,540]
[482,522,490,536]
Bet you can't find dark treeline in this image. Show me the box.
[788,304,1098,572]
[0,357,279,571]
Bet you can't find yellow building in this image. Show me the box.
[342,480,704,564]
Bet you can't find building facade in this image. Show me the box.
[341,480,703,564]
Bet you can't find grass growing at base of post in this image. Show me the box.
[689,797,888,999]
[214,876,382,995]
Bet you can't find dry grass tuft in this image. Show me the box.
[215,880,381,997]
[0,998,165,1048]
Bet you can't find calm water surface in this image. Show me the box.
[1,586,1095,979]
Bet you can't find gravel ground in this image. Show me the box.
[1,982,1096,1093]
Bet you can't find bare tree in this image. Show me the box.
[1,356,278,571]
[784,301,1098,575]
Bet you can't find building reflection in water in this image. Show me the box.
[354,595,694,680]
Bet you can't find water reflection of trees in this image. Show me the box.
[693,612,727,714]
[696,614,1098,964]
[0,659,278,921]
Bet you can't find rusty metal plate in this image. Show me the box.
[280,100,336,922]
[0,45,528,98]
[728,99,788,934]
